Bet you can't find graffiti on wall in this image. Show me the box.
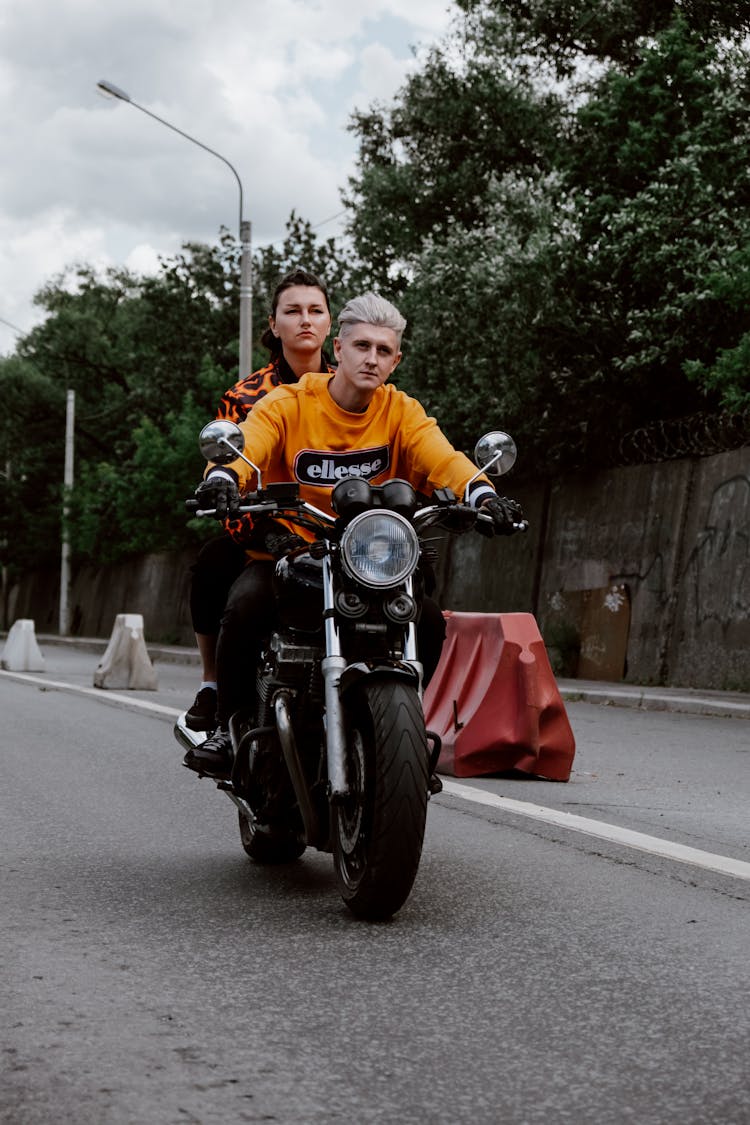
[679,473,750,630]
[541,460,750,684]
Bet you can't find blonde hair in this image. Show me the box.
[337,292,406,345]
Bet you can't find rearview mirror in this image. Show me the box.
[473,432,517,478]
[199,420,245,465]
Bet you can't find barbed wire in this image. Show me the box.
[616,408,750,465]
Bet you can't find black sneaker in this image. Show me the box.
[185,686,218,731]
[183,728,233,777]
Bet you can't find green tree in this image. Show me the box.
[344,9,567,292]
[565,18,750,429]
[683,245,750,410]
[0,356,67,581]
[345,2,750,466]
[460,0,750,71]
[17,248,237,471]
[69,357,226,564]
[398,171,581,463]
[4,214,353,573]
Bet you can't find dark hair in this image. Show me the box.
[260,268,331,355]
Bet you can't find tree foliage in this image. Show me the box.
[0,356,68,584]
[344,13,566,291]
[345,1,750,467]
[558,18,750,453]
[4,0,750,585]
[1,216,354,573]
[459,0,750,70]
[397,172,580,459]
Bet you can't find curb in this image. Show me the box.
[11,635,750,720]
[558,681,750,720]
[35,634,201,666]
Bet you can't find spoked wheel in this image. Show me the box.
[334,679,429,920]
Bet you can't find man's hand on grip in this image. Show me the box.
[194,475,240,518]
[478,493,525,537]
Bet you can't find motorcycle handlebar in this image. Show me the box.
[185,498,283,518]
[185,498,337,536]
[476,511,529,535]
[186,495,528,535]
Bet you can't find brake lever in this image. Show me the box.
[475,512,529,534]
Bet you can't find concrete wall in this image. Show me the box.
[7,549,198,647]
[433,447,749,690]
[6,447,749,689]
[666,452,750,690]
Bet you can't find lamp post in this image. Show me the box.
[96,79,252,379]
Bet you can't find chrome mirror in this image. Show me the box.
[199,420,245,465]
[473,431,517,478]
[198,420,263,488]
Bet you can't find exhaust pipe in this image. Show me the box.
[274,691,320,847]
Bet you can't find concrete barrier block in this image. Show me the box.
[93,613,159,691]
[1,618,46,672]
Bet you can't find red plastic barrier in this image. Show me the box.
[423,612,576,781]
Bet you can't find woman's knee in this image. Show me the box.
[222,562,276,630]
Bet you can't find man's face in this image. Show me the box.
[332,323,402,408]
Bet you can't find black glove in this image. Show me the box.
[252,518,307,559]
[194,475,240,518]
[477,494,525,537]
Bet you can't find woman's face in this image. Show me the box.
[270,285,331,355]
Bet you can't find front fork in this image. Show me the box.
[321,556,423,801]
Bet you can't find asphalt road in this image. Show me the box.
[1,656,748,1125]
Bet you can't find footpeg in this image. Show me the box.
[428,774,443,797]
[426,730,443,797]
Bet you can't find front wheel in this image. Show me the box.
[334,680,429,920]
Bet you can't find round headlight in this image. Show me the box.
[340,511,420,589]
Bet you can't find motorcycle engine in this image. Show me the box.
[255,633,323,727]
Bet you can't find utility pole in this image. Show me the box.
[59,389,75,636]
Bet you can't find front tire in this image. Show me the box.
[334,680,429,920]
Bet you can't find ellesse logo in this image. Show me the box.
[294,446,390,486]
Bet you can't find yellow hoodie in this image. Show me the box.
[214,371,493,542]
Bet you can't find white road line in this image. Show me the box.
[1,670,179,718]
[5,669,748,882]
[442,780,750,882]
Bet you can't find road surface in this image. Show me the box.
[1,654,748,1124]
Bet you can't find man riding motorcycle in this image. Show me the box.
[184,292,523,777]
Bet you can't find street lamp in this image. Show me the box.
[96,79,252,380]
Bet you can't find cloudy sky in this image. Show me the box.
[0,0,456,355]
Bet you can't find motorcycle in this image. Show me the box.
[174,424,526,920]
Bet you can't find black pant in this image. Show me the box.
[215,561,447,727]
[189,535,248,636]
